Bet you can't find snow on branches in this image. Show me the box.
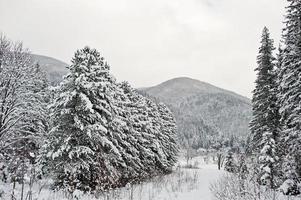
[45,47,178,193]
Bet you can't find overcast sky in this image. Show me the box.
[0,0,286,97]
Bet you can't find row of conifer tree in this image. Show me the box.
[249,0,301,195]
[0,36,178,196]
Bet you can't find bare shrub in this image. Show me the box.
[210,173,299,200]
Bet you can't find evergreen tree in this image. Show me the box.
[277,0,301,195]
[249,27,280,188]
[46,47,179,193]
[157,103,178,170]
[120,83,160,178]
[224,150,236,173]
[47,47,120,192]
[273,45,286,187]
[249,27,277,152]
[108,82,145,185]
[237,154,248,196]
[258,132,277,188]
[120,82,178,179]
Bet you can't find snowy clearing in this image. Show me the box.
[1,156,301,200]
[1,158,223,200]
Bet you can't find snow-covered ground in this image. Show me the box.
[1,156,222,200]
[1,156,299,200]
[1,167,222,200]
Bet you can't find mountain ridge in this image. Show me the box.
[142,77,251,149]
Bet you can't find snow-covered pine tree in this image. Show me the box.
[120,82,179,179]
[258,132,277,188]
[249,27,280,188]
[47,46,179,193]
[157,102,178,170]
[237,154,248,179]
[224,150,236,173]
[47,47,122,192]
[249,27,277,152]
[107,82,145,185]
[143,97,179,173]
[273,45,286,187]
[120,82,159,179]
[237,154,248,197]
[145,99,169,172]
[277,0,301,195]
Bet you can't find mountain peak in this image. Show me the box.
[141,77,252,148]
[143,77,249,104]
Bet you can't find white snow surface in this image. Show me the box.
[16,168,220,200]
[1,157,222,200]
[1,156,300,200]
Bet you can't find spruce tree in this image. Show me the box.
[224,150,236,173]
[249,27,280,188]
[46,47,179,192]
[120,82,159,178]
[277,0,301,195]
[47,47,121,192]
[249,27,277,151]
[108,82,145,185]
[157,102,178,170]
[258,132,277,188]
[45,46,179,193]
[120,82,178,178]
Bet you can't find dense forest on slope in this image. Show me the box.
[142,77,252,149]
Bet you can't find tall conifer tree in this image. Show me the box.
[47,47,120,192]
[249,27,279,188]
[278,0,301,195]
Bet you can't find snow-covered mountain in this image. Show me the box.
[142,77,252,149]
[32,54,69,85]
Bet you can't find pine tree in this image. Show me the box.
[120,82,160,178]
[145,99,169,172]
[107,82,144,185]
[249,27,277,151]
[224,150,236,173]
[258,132,277,188]
[46,47,121,192]
[273,45,286,187]
[120,82,178,179]
[237,154,248,196]
[277,0,301,195]
[45,46,179,193]
[249,27,280,188]
[157,102,178,170]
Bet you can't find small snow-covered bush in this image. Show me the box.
[210,173,299,200]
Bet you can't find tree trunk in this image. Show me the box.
[217,153,223,170]
[11,179,16,200]
[20,160,25,200]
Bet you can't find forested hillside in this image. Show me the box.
[32,54,68,85]
[142,77,252,150]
